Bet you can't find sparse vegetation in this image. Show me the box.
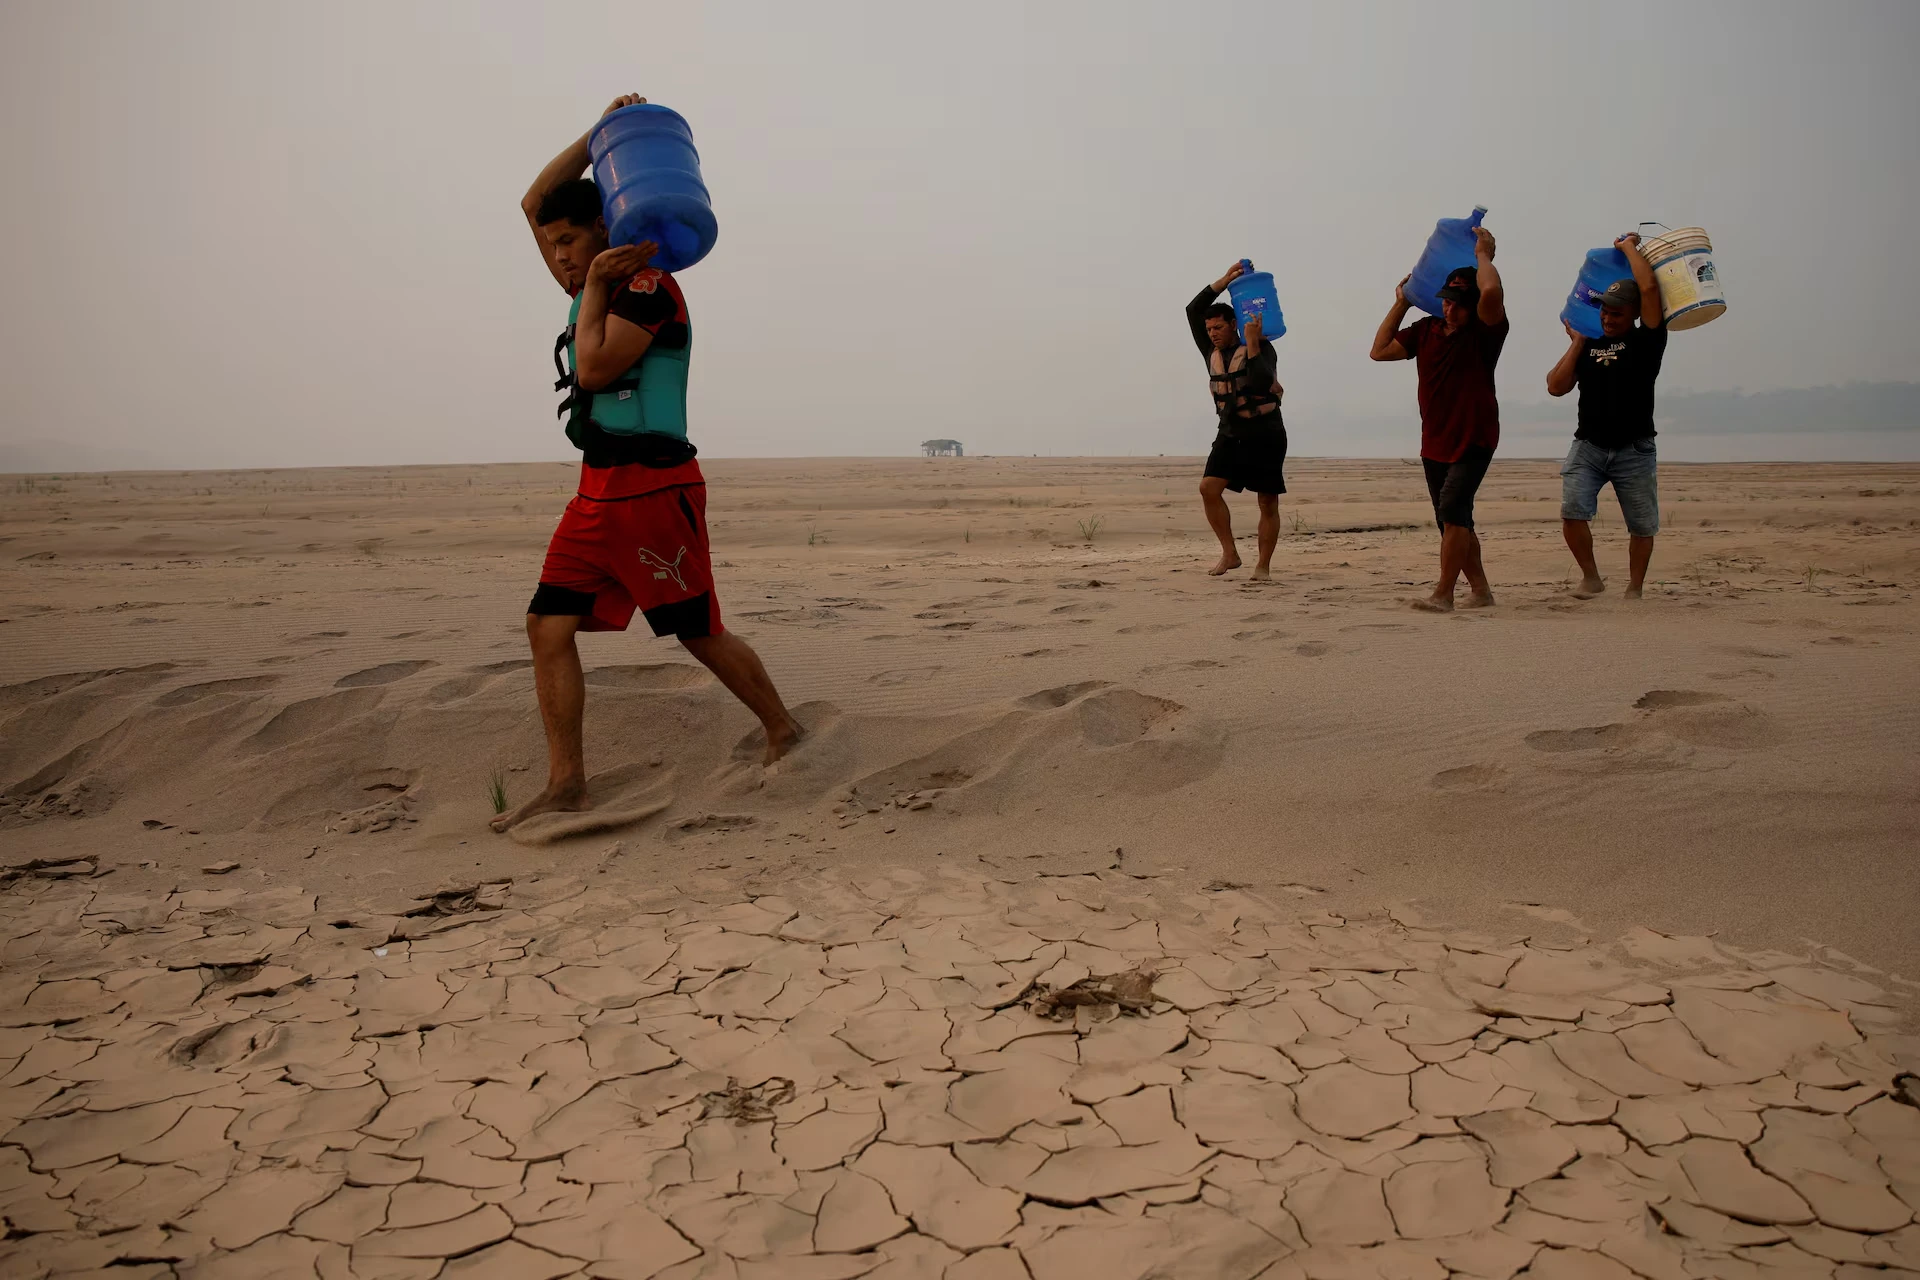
[487,768,508,815]
[807,524,820,546]
[1076,516,1104,541]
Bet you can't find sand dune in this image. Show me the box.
[3,457,1916,971]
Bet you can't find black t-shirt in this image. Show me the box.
[1574,324,1668,448]
[606,267,690,351]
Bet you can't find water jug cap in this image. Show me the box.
[1240,258,1253,273]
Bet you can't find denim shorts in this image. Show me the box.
[1561,438,1659,536]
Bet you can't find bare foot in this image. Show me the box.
[1208,552,1242,576]
[1249,564,1272,582]
[489,778,588,832]
[1410,595,1453,613]
[1571,576,1606,599]
[764,717,806,767]
[1459,591,1496,609]
[1623,585,1644,600]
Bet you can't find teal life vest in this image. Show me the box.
[552,289,695,468]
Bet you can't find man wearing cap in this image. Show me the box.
[1369,227,1508,612]
[1545,233,1667,599]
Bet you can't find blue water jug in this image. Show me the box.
[1227,260,1285,342]
[588,104,717,273]
[1560,245,1632,340]
[1406,206,1487,316]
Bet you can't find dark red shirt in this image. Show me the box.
[1394,313,1509,462]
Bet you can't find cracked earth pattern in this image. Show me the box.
[1,865,1918,1280]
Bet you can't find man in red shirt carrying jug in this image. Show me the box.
[1369,227,1509,612]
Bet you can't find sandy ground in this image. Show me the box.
[2,455,1918,1277]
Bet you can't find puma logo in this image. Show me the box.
[637,545,689,591]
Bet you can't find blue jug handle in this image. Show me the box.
[1239,259,1253,275]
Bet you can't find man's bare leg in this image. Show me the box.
[1413,524,1468,612]
[1563,519,1606,597]
[681,631,804,765]
[1625,534,1654,599]
[491,613,590,831]
[1251,493,1279,581]
[1199,477,1240,575]
[1459,528,1495,607]
[1414,526,1492,611]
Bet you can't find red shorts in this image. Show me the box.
[531,478,724,637]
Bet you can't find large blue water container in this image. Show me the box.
[1406,206,1487,316]
[588,104,717,273]
[1227,259,1285,342]
[1561,245,1632,340]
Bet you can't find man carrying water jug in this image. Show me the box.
[1186,263,1286,579]
[1370,228,1508,612]
[1545,234,1667,600]
[491,93,804,835]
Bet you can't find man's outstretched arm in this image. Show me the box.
[1473,227,1506,327]
[1615,233,1663,330]
[522,93,645,290]
[1370,275,1413,361]
[1186,261,1246,355]
[1546,322,1585,397]
[572,242,658,390]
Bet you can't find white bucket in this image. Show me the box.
[1639,225,1726,331]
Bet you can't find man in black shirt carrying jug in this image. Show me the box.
[1184,262,1287,579]
[1545,233,1668,599]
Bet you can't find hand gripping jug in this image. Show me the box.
[1560,245,1633,340]
[1406,207,1486,316]
[588,103,717,273]
[1227,260,1285,342]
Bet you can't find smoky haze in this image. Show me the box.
[2,0,1917,471]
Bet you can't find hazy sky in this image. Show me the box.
[3,0,1918,470]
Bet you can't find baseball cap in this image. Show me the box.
[1435,267,1480,304]
[1597,279,1641,311]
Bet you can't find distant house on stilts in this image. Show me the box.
[921,439,964,457]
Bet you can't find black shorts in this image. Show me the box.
[1204,423,1287,496]
[1422,447,1494,530]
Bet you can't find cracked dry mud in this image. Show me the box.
[1,866,1916,1280]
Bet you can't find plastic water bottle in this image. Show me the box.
[1227,260,1285,342]
[1406,207,1486,316]
[588,104,717,272]
[1561,245,1633,339]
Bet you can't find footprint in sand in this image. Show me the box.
[869,666,942,687]
[1294,641,1332,658]
[1140,658,1235,675]
[1431,763,1507,790]
[1712,644,1792,661]
[1524,723,1639,753]
[1633,690,1731,710]
[335,660,435,688]
[1231,628,1293,642]
[1654,703,1783,750]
